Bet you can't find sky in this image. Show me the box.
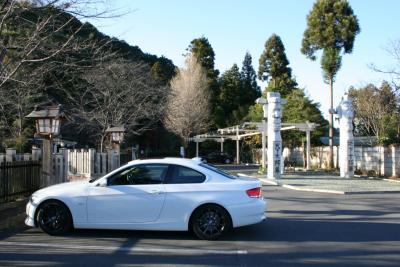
[88,0,400,118]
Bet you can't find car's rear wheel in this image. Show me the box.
[36,200,72,236]
[191,204,231,240]
[224,158,231,164]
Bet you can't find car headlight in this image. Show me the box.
[29,194,39,204]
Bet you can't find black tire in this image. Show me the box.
[191,204,232,240]
[224,158,231,164]
[36,200,72,236]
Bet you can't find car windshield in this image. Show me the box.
[199,163,236,179]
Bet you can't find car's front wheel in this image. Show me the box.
[36,200,72,235]
[191,204,232,240]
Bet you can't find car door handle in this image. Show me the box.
[148,190,164,195]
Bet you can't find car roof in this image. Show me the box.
[127,157,202,168]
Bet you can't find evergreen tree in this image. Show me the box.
[187,37,220,127]
[241,52,261,105]
[258,34,297,97]
[282,89,328,148]
[217,64,243,126]
[301,0,360,168]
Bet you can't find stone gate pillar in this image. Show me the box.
[267,92,283,180]
[336,94,355,178]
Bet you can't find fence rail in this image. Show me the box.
[0,161,41,203]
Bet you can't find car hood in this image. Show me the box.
[33,180,89,198]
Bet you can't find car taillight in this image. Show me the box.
[246,187,262,198]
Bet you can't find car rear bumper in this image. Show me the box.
[228,198,267,228]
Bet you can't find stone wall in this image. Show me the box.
[282,145,400,177]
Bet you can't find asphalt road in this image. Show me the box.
[1,186,400,267]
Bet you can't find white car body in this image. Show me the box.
[26,158,266,232]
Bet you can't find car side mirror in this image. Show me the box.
[96,179,107,187]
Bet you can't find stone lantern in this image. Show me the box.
[26,105,66,187]
[105,126,125,153]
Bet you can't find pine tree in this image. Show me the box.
[301,0,360,168]
[241,52,261,105]
[217,64,243,126]
[258,34,297,97]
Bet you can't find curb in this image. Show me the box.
[258,178,279,186]
[240,173,400,195]
[383,178,400,183]
[281,184,345,194]
[237,173,279,186]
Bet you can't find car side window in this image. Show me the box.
[167,165,206,184]
[107,164,169,186]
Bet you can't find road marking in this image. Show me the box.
[0,241,247,255]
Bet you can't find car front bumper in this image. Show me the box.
[25,200,36,227]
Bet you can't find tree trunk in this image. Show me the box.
[328,78,334,169]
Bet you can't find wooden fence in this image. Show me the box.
[67,149,121,180]
[0,161,41,203]
[0,147,123,182]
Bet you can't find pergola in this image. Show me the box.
[189,121,317,170]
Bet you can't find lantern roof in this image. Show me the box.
[105,126,125,133]
[26,104,65,119]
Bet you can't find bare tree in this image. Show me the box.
[349,82,399,144]
[74,58,169,151]
[370,39,400,91]
[0,0,119,146]
[164,54,211,150]
[0,0,119,87]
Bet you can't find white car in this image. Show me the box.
[26,158,266,240]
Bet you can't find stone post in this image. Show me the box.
[267,92,283,180]
[23,153,31,161]
[42,138,53,187]
[392,145,398,177]
[60,148,69,182]
[336,94,355,178]
[6,148,16,162]
[32,147,41,161]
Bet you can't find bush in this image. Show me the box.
[367,170,377,177]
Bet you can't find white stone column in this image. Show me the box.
[267,92,283,180]
[336,94,355,178]
[256,97,268,171]
[306,130,311,170]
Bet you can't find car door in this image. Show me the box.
[161,165,208,221]
[87,164,168,224]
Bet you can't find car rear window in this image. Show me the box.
[199,163,236,179]
[167,165,206,184]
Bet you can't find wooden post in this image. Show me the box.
[236,125,240,164]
